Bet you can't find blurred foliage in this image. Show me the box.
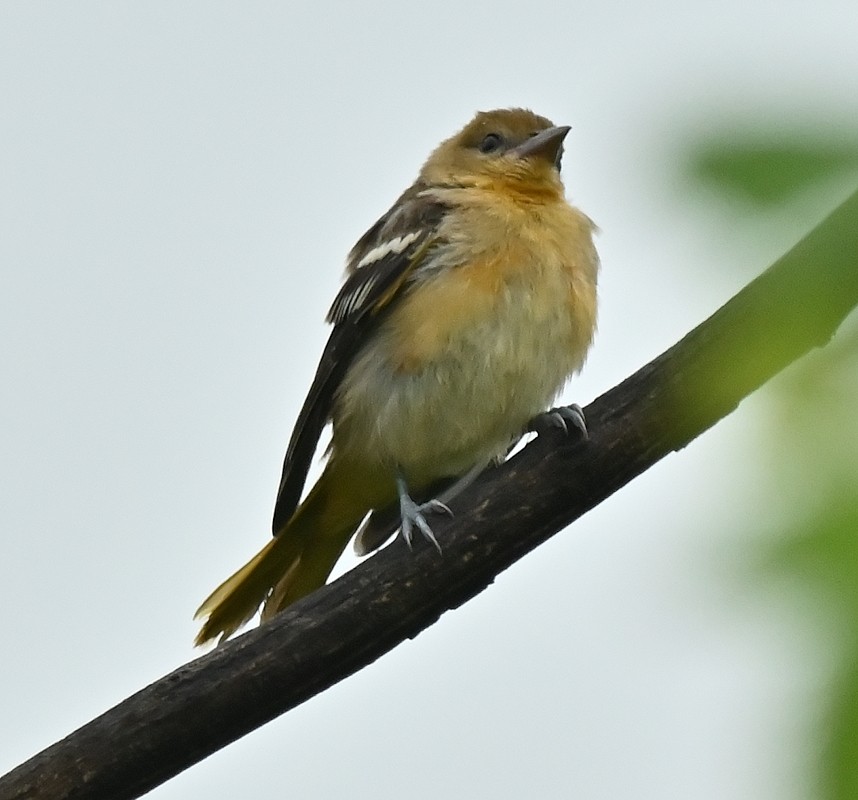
[684,126,858,800]
[688,132,858,206]
[760,322,858,800]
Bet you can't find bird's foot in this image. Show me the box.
[396,474,451,554]
[529,403,588,440]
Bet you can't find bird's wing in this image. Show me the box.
[271,185,447,533]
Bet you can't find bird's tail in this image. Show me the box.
[194,463,373,646]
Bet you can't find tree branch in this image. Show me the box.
[3,189,858,800]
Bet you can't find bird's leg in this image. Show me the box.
[396,472,451,554]
[528,403,588,440]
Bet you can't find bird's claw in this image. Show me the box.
[529,403,588,440]
[397,477,451,554]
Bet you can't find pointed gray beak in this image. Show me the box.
[509,125,570,166]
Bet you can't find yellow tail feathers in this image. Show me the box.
[194,534,297,646]
[194,465,375,646]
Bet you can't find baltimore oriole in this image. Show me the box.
[195,108,599,645]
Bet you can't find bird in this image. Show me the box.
[194,107,599,646]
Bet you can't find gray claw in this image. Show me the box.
[424,499,453,517]
[556,403,588,439]
[397,475,449,554]
[530,403,589,440]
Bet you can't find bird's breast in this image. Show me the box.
[333,201,598,485]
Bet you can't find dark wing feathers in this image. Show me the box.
[270,319,361,532]
[327,230,428,324]
[271,185,447,534]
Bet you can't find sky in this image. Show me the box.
[1,2,857,798]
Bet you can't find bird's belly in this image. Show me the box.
[333,269,594,486]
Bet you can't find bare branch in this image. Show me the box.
[2,189,857,800]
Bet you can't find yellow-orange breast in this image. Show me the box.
[332,187,598,488]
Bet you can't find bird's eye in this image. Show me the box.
[478,133,504,154]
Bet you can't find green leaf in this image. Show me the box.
[688,135,858,207]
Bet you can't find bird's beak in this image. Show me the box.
[510,125,571,166]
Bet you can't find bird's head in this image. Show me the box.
[419,107,570,194]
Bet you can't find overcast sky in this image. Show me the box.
[2,2,857,798]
